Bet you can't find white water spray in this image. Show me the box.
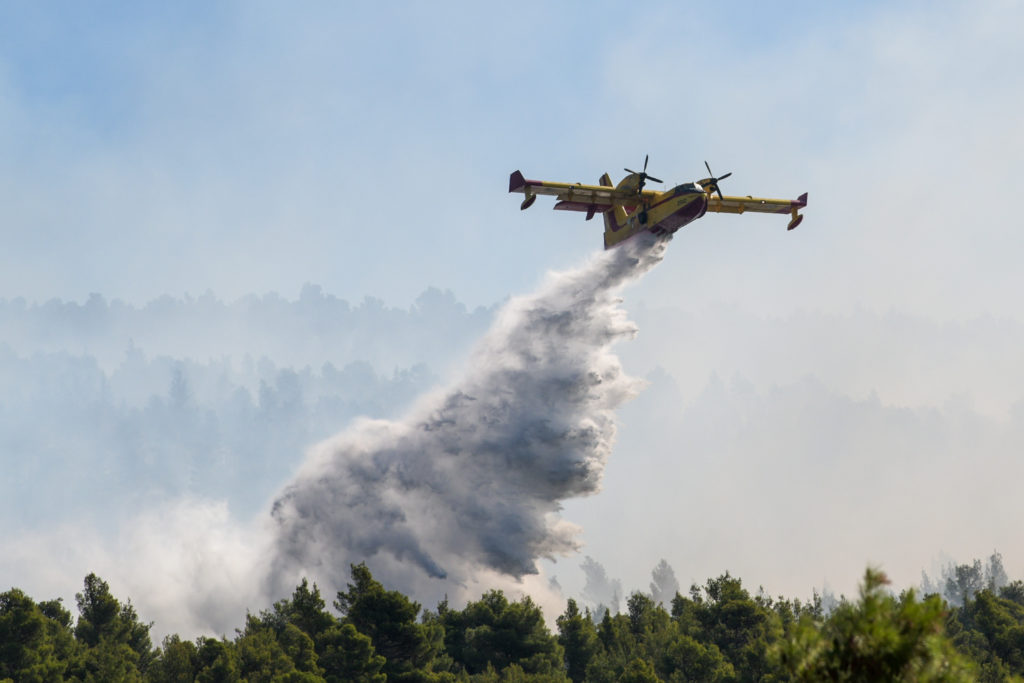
[267,234,666,600]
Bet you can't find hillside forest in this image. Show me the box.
[2,554,1023,682]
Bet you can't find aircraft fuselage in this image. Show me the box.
[603,181,708,249]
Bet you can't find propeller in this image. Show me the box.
[703,160,732,200]
[624,154,663,193]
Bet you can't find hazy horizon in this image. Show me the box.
[3,264,1022,637]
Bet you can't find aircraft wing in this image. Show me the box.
[707,192,808,230]
[509,170,657,213]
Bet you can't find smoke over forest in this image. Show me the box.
[4,231,1024,638]
[1,234,667,635]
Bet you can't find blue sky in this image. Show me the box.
[3,1,1024,619]
[6,1,1019,316]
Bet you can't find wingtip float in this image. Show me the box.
[509,158,807,249]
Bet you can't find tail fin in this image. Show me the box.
[599,172,627,239]
[509,170,527,193]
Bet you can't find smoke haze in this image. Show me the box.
[4,231,1024,637]
[2,235,665,636]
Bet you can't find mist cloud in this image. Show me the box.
[267,234,665,597]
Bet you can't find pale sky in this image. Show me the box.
[3,2,1020,317]
[3,1,1024,617]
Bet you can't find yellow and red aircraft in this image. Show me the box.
[509,157,807,249]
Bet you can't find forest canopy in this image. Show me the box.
[2,556,1022,682]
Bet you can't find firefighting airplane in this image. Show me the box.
[509,157,807,249]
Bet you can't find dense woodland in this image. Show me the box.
[3,556,1023,682]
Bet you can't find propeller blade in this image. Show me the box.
[703,162,729,198]
[625,156,661,190]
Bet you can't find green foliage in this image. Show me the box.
[471,660,569,682]
[619,657,660,683]
[76,637,144,682]
[0,588,68,681]
[194,637,240,682]
[74,574,121,647]
[37,599,72,630]
[236,626,310,682]
[776,567,976,681]
[74,572,154,672]
[556,599,599,682]
[252,576,389,681]
[696,573,781,680]
[1002,581,1024,607]
[66,573,157,681]
[6,561,1024,682]
[335,563,439,681]
[949,586,1024,680]
[286,579,337,643]
[280,623,321,676]
[627,593,664,639]
[147,634,197,682]
[665,573,784,681]
[440,589,564,677]
[657,630,734,682]
[317,623,385,683]
[585,583,752,682]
